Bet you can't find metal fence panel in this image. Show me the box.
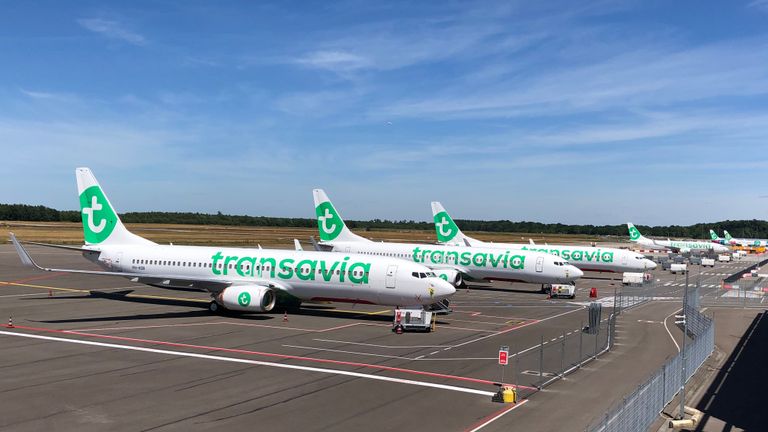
[586,307,714,432]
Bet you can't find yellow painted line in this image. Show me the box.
[505,319,525,324]
[121,293,208,303]
[332,309,391,316]
[0,281,208,303]
[0,281,87,293]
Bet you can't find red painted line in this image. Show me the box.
[496,319,541,334]
[464,399,529,432]
[4,324,517,389]
[317,322,363,332]
[2,272,67,285]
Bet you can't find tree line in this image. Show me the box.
[1,203,767,239]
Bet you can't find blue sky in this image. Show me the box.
[2,0,768,225]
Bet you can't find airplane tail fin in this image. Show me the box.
[724,230,733,241]
[430,202,478,246]
[312,189,369,243]
[709,229,720,241]
[626,223,646,242]
[76,167,155,247]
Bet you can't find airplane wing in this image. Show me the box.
[20,240,95,252]
[9,234,290,295]
[424,263,476,280]
[309,236,334,252]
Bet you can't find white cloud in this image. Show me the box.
[370,37,768,120]
[294,50,371,72]
[748,0,768,12]
[77,18,147,45]
[19,88,73,101]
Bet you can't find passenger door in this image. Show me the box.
[385,265,397,288]
[535,256,544,272]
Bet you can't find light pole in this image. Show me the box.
[677,269,690,420]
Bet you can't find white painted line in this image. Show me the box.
[0,330,495,397]
[466,399,529,432]
[284,344,415,360]
[663,308,682,352]
[313,339,445,349]
[451,307,583,349]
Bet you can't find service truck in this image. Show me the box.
[701,258,715,267]
[543,283,576,299]
[670,263,688,274]
[718,254,732,263]
[393,308,434,332]
[622,272,645,286]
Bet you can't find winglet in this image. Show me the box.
[293,239,303,251]
[10,233,38,268]
[529,238,536,245]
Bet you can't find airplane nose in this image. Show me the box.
[567,265,584,281]
[644,259,657,270]
[431,279,456,301]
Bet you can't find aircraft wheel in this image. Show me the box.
[209,301,220,314]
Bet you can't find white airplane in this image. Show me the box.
[431,202,657,273]
[723,230,768,247]
[10,168,456,314]
[709,229,727,245]
[627,223,729,253]
[311,189,583,287]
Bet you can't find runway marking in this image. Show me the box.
[79,320,369,334]
[2,324,511,391]
[329,308,391,316]
[449,306,584,350]
[445,317,524,326]
[663,308,683,352]
[2,272,67,284]
[75,321,225,332]
[283,344,417,360]
[313,339,446,349]
[452,310,533,321]
[0,329,496,397]
[0,281,209,303]
[465,399,529,432]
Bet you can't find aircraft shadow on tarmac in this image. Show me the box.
[463,284,547,296]
[23,290,402,324]
[23,290,271,323]
[693,311,767,431]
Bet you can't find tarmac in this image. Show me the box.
[0,244,761,431]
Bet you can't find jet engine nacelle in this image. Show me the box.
[432,269,463,287]
[219,285,277,312]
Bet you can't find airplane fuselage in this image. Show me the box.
[90,244,453,306]
[321,241,582,284]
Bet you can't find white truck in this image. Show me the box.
[718,254,732,262]
[393,308,434,332]
[670,263,688,274]
[701,258,715,267]
[544,284,576,299]
[622,272,645,286]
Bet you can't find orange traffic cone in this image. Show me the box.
[283,311,288,322]
[8,316,13,328]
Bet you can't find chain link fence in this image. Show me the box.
[503,284,655,400]
[500,302,618,399]
[585,289,714,432]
